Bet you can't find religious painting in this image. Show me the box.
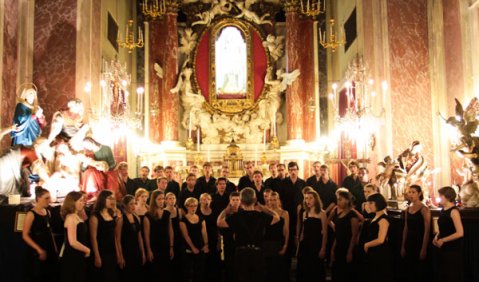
[193,18,269,114]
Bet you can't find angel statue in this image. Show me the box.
[11,85,46,146]
[192,0,232,27]
[235,2,272,26]
[262,35,284,61]
[179,28,198,57]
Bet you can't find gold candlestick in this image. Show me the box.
[270,136,280,149]
[185,138,194,150]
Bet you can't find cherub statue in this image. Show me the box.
[235,2,272,26]
[262,34,284,61]
[192,0,232,27]
[179,28,198,56]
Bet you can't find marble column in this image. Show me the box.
[0,0,19,150]
[299,18,315,143]
[159,7,179,142]
[148,19,163,143]
[284,1,304,140]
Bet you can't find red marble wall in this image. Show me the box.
[33,0,78,129]
[0,0,19,150]
[387,0,433,166]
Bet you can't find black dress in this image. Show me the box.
[436,207,463,282]
[94,212,118,282]
[404,206,428,282]
[121,214,143,281]
[332,210,357,282]
[146,210,171,279]
[200,209,220,282]
[170,208,183,281]
[182,216,206,282]
[263,214,287,282]
[296,213,325,282]
[61,221,88,282]
[27,210,58,282]
[365,214,393,282]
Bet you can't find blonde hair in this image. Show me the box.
[135,188,149,201]
[184,197,198,207]
[200,193,212,201]
[61,191,83,219]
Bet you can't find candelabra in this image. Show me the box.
[142,0,178,18]
[300,0,325,17]
[320,19,346,52]
[117,20,144,53]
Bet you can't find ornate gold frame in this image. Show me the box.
[192,17,270,115]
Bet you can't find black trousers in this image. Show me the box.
[234,248,265,282]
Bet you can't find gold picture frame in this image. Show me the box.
[14,211,27,232]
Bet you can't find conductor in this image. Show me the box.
[217,187,280,282]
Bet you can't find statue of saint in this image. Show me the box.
[11,88,46,146]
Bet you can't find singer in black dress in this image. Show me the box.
[116,195,145,281]
[22,187,58,282]
[401,185,431,282]
[199,193,221,282]
[144,191,174,280]
[296,191,327,282]
[331,190,359,282]
[165,192,183,281]
[89,190,119,282]
[433,186,464,282]
[60,191,91,282]
[364,193,393,282]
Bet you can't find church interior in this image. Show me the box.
[1,0,479,282]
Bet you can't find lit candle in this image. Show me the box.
[188,111,192,139]
[263,128,267,152]
[381,81,388,107]
[319,28,322,43]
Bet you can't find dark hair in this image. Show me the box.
[186,173,196,180]
[122,195,135,207]
[288,161,299,170]
[35,186,49,201]
[83,137,102,148]
[348,161,359,168]
[277,163,286,169]
[140,166,150,172]
[164,166,173,170]
[93,190,114,216]
[367,193,388,211]
[149,190,165,217]
[320,164,329,169]
[153,165,164,172]
[409,185,424,201]
[216,177,227,185]
[229,191,240,199]
[305,191,323,213]
[240,188,256,206]
[438,186,456,203]
[337,190,354,208]
[157,177,168,183]
[264,188,273,194]
[203,162,212,168]
[190,165,198,169]
[269,162,277,169]
[253,170,263,177]
[312,161,321,166]
[359,167,369,173]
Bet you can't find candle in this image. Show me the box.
[263,128,267,152]
[255,145,258,167]
[188,111,192,138]
[272,111,277,137]
[319,28,322,43]
[196,128,200,152]
[381,81,388,107]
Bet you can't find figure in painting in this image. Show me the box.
[11,87,46,146]
[110,81,127,117]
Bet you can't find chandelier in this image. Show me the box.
[320,19,346,52]
[329,55,387,155]
[89,58,143,130]
[117,20,144,53]
[300,0,325,17]
[142,0,178,18]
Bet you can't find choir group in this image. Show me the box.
[21,161,464,282]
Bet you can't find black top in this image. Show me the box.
[178,187,200,209]
[199,210,218,251]
[133,177,157,192]
[170,208,183,250]
[366,214,389,250]
[300,213,323,254]
[264,214,285,242]
[279,177,305,232]
[195,176,217,195]
[63,221,88,260]
[306,176,338,211]
[147,210,171,256]
[95,212,116,255]
[226,210,273,247]
[121,214,142,261]
[238,175,254,191]
[28,210,56,257]
[252,184,266,205]
[342,175,365,210]
[211,192,230,218]
[124,177,137,196]
[226,180,237,194]
[264,177,281,192]
[181,216,205,251]
[438,206,462,250]
[405,206,425,252]
[332,209,357,254]
[166,180,180,198]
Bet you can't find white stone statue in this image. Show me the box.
[154,63,163,79]
[179,28,198,56]
[262,34,284,61]
[192,0,232,27]
[235,2,272,26]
